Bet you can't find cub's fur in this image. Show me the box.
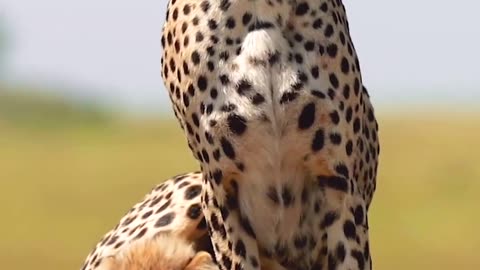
[97,234,216,270]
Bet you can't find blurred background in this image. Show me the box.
[1,1,479,269]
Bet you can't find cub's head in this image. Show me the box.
[97,234,216,270]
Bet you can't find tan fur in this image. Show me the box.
[97,234,216,270]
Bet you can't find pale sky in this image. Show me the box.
[1,0,479,112]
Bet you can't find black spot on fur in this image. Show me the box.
[282,186,294,207]
[354,205,364,225]
[134,228,147,239]
[351,250,366,270]
[228,114,247,135]
[295,2,310,16]
[220,137,236,159]
[235,239,247,258]
[312,129,325,151]
[298,102,316,130]
[343,220,357,240]
[237,79,252,95]
[187,204,202,219]
[294,234,308,249]
[248,21,274,31]
[328,254,337,270]
[336,242,346,262]
[155,212,175,227]
[318,175,349,192]
[212,169,223,185]
[267,187,280,204]
[280,91,299,104]
[185,185,202,200]
[320,211,339,229]
[222,254,233,269]
[240,215,256,238]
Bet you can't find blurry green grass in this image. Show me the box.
[0,112,479,270]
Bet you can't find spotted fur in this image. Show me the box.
[161,1,379,270]
[81,172,308,270]
[81,172,212,270]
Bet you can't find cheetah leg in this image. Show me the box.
[316,190,372,270]
[201,174,267,270]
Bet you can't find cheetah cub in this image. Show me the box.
[97,234,216,270]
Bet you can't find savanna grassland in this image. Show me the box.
[0,106,479,270]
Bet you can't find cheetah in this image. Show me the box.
[81,173,213,270]
[161,1,379,270]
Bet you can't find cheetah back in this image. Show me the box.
[81,172,208,270]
